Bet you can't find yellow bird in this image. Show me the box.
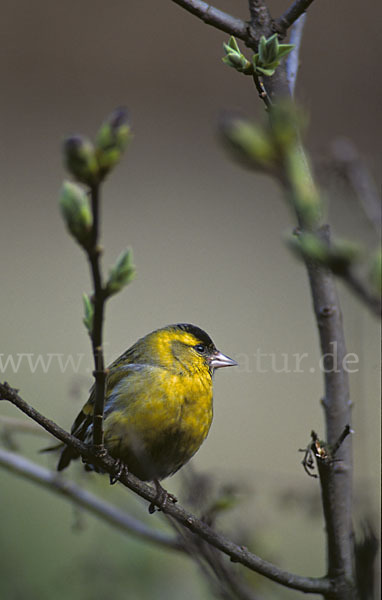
[57,324,237,505]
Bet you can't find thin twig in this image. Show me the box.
[252,74,272,109]
[87,184,107,450]
[0,447,181,551]
[165,514,262,600]
[275,0,315,36]
[286,13,307,96]
[0,382,333,595]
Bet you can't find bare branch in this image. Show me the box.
[0,381,333,595]
[302,226,355,596]
[275,0,315,36]
[171,1,249,41]
[248,1,272,33]
[286,14,307,95]
[252,74,273,109]
[0,447,181,551]
[87,183,107,450]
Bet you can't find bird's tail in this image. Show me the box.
[40,442,80,471]
[40,442,63,453]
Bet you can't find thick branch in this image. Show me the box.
[275,0,315,36]
[0,382,333,595]
[301,228,355,598]
[248,1,272,34]
[0,447,180,551]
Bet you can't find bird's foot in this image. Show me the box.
[148,480,178,514]
[109,459,128,485]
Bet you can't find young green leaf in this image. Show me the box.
[255,65,277,76]
[82,293,94,335]
[259,34,279,65]
[277,44,295,60]
[105,248,136,297]
[227,36,240,53]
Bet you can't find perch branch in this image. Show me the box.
[87,183,107,450]
[0,381,333,595]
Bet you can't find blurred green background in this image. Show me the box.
[0,1,380,598]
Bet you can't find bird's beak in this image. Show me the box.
[209,350,238,369]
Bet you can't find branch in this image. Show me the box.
[0,447,180,551]
[275,0,315,36]
[0,382,333,595]
[248,1,272,33]
[285,14,307,95]
[87,183,107,450]
[300,226,355,597]
[171,1,249,40]
[167,516,262,600]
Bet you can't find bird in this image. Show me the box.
[57,323,237,509]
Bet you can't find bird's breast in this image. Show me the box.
[103,368,214,480]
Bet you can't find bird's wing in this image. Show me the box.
[57,363,155,471]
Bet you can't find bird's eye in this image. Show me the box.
[194,344,206,354]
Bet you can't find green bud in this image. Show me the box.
[63,136,99,186]
[222,52,252,73]
[82,293,94,335]
[277,44,295,60]
[252,36,294,77]
[259,34,279,65]
[290,232,330,264]
[252,53,279,77]
[59,181,93,247]
[221,115,276,170]
[226,36,240,53]
[254,64,278,77]
[290,233,362,273]
[105,248,136,297]
[222,38,252,74]
[95,107,132,177]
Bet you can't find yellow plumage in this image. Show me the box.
[58,323,236,482]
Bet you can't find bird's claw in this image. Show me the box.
[109,459,127,485]
[148,480,178,514]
